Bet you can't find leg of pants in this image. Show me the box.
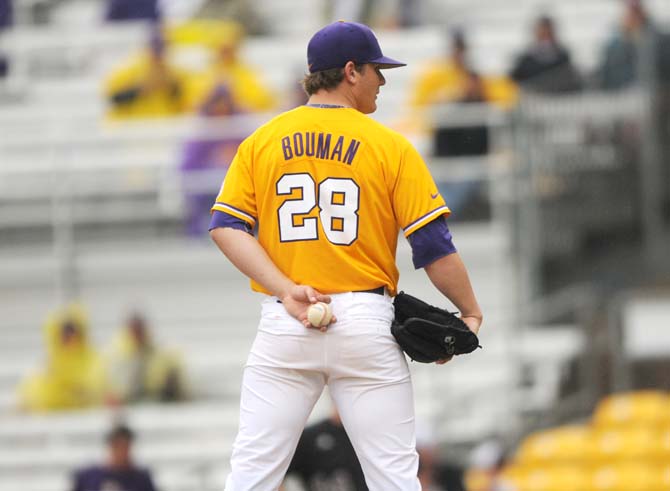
[225,299,330,491]
[330,377,420,490]
[224,364,325,491]
[327,311,422,491]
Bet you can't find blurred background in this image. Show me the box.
[0,0,669,490]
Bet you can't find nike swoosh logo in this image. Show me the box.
[431,193,439,199]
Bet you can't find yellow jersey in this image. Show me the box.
[103,52,194,119]
[212,106,449,295]
[191,61,277,113]
[410,59,518,108]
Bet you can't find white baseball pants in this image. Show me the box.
[224,291,422,491]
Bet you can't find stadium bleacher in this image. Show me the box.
[503,390,670,491]
[0,225,583,489]
[1,0,669,489]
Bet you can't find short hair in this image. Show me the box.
[106,423,135,444]
[301,64,365,96]
[537,15,555,30]
[451,29,467,51]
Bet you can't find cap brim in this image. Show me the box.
[370,55,406,69]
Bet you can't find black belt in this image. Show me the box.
[277,286,384,303]
[355,286,385,296]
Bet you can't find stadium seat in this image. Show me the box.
[500,465,589,491]
[498,465,525,490]
[589,463,665,491]
[518,467,556,491]
[513,425,593,464]
[592,391,670,428]
[587,427,659,462]
[660,426,670,461]
[660,463,670,490]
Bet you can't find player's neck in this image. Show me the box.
[307,92,356,110]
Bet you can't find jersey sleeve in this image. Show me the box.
[210,136,257,227]
[392,139,450,237]
[407,215,457,269]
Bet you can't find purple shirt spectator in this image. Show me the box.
[0,0,12,29]
[72,466,157,491]
[180,84,247,237]
[71,424,157,491]
[105,0,160,22]
[0,0,9,78]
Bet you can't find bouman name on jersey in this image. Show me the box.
[281,132,362,165]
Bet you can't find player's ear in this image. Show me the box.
[343,61,358,83]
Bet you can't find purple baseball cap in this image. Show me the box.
[307,21,406,73]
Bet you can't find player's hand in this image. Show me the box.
[435,317,480,364]
[461,315,482,335]
[280,285,337,331]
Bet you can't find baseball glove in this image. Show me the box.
[391,291,481,363]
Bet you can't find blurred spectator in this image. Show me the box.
[289,68,310,109]
[328,0,374,25]
[463,438,510,491]
[190,21,276,113]
[327,0,419,27]
[0,0,11,28]
[0,0,11,78]
[0,54,7,79]
[595,0,670,90]
[459,70,487,103]
[433,69,490,157]
[106,311,188,404]
[285,409,368,490]
[104,0,160,23]
[509,15,583,94]
[193,1,266,35]
[397,0,421,27]
[434,461,466,491]
[410,30,507,220]
[180,84,247,237]
[434,71,489,218]
[594,0,670,216]
[410,30,517,109]
[18,304,108,412]
[71,423,158,491]
[103,27,193,119]
[285,411,464,490]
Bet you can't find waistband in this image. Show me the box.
[276,286,385,303]
[355,286,385,296]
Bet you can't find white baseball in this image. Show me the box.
[307,302,333,327]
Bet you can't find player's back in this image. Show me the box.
[217,105,446,295]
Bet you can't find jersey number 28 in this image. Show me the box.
[276,173,359,245]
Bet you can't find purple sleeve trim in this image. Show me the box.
[208,210,253,234]
[407,216,457,269]
[212,202,256,223]
[403,205,450,233]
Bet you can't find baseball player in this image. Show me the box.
[209,21,483,490]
